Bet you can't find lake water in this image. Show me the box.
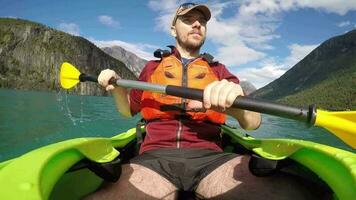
[0,88,353,161]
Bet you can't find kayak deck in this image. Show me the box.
[0,126,355,199]
[222,126,356,200]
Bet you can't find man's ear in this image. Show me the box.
[170,25,177,37]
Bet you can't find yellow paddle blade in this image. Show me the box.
[60,62,81,89]
[315,110,356,148]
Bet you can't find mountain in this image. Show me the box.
[0,18,136,96]
[102,46,147,78]
[253,30,356,110]
[240,81,256,96]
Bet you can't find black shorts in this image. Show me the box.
[130,148,237,191]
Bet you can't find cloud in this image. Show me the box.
[147,0,281,66]
[148,0,355,87]
[237,43,318,88]
[98,15,120,28]
[238,0,356,16]
[2,15,18,19]
[57,22,80,36]
[148,0,178,32]
[283,44,318,68]
[89,38,158,60]
[337,21,351,27]
[296,0,356,15]
[237,62,286,89]
[216,43,266,66]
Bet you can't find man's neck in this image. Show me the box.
[176,43,200,59]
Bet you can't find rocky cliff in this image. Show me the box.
[0,18,136,96]
[240,81,256,96]
[102,46,147,78]
[253,29,356,110]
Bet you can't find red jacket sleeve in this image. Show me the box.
[212,63,239,84]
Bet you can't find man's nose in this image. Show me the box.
[192,20,201,28]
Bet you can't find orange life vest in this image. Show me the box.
[141,54,226,124]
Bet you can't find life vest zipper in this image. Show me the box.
[176,57,196,148]
[176,119,183,148]
[181,60,188,109]
[181,57,197,108]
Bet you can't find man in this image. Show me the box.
[88,3,314,200]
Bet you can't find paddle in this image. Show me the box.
[60,62,356,148]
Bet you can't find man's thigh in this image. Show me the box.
[196,155,319,200]
[84,163,178,200]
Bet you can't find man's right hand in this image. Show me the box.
[98,69,132,117]
[98,69,120,91]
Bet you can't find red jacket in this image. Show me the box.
[130,47,239,154]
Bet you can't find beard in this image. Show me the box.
[176,33,205,52]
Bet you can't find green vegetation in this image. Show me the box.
[254,29,356,110]
[279,67,355,110]
[0,18,136,96]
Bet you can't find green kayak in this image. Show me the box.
[0,125,355,200]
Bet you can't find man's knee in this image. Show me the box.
[195,156,321,200]
[195,156,244,199]
[85,164,178,200]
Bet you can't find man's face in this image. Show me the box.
[172,9,207,51]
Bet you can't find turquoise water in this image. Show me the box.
[0,88,353,161]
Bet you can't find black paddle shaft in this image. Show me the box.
[166,85,317,125]
[77,73,316,125]
[79,74,117,85]
[79,74,98,83]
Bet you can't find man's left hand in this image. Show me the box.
[203,79,243,111]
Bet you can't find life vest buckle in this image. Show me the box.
[154,49,171,58]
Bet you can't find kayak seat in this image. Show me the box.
[221,133,283,176]
[67,137,138,182]
[248,154,291,177]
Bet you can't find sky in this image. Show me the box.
[1,0,356,88]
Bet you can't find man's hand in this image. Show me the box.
[98,69,120,91]
[203,79,261,130]
[203,79,243,111]
[98,69,131,118]
[185,79,243,111]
